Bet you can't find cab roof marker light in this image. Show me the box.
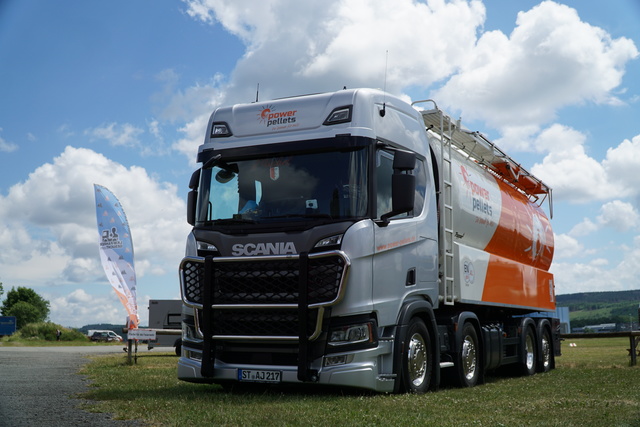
[210,122,232,138]
[323,105,352,125]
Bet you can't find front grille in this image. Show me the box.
[181,261,204,304]
[179,252,349,340]
[180,252,348,307]
[200,308,319,337]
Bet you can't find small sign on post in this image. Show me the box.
[126,329,157,365]
[127,329,157,341]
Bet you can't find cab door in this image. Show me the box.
[372,148,430,326]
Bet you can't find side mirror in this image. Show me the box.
[187,170,200,226]
[380,150,416,226]
[392,149,416,171]
[189,169,201,190]
[391,173,415,214]
[187,190,197,226]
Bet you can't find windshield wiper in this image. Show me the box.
[261,213,333,220]
[212,218,257,225]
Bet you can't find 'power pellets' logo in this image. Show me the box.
[257,105,298,128]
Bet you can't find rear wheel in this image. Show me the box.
[521,326,537,376]
[538,327,553,373]
[400,318,432,393]
[455,322,480,387]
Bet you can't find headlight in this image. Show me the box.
[182,322,196,340]
[328,323,372,347]
[197,241,218,252]
[314,234,343,249]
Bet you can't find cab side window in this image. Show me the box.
[376,148,426,219]
[376,150,394,218]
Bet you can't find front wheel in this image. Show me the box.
[400,318,433,393]
[455,322,481,387]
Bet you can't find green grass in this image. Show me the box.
[79,337,640,427]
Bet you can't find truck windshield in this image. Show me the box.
[195,147,369,225]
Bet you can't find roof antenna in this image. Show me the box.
[380,50,388,117]
[255,83,260,102]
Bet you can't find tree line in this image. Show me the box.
[0,282,51,329]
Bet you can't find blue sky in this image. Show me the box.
[1,0,639,327]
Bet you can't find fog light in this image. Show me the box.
[324,354,354,367]
[185,349,202,361]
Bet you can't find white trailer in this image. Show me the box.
[148,299,182,355]
[178,88,559,392]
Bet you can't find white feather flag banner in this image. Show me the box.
[94,184,139,329]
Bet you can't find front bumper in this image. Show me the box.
[177,339,395,392]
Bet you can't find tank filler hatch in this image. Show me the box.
[416,103,552,214]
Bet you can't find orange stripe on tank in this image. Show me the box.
[482,254,555,310]
[483,180,554,271]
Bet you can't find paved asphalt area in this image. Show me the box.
[0,346,141,427]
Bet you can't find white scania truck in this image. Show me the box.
[177,88,559,392]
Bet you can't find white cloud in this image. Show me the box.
[552,258,617,295]
[531,126,640,204]
[174,0,489,161]
[553,233,585,259]
[597,200,640,232]
[433,0,638,138]
[299,0,486,89]
[0,146,191,288]
[48,288,127,327]
[568,201,639,238]
[569,219,598,237]
[531,126,615,203]
[552,232,640,296]
[85,122,144,149]
[603,134,640,191]
[172,112,212,163]
[183,0,486,99]
[173,1,638,168]
[153,69,225,124]
[0,128,18,152]
[57,124,75,138]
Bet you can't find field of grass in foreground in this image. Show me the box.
[80,337,640,426]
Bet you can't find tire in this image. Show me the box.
[400,318,432,393]
[521,326,537,376]
[537,327,553,373]
[455,322,480,387]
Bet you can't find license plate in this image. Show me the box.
[238,369,282,383]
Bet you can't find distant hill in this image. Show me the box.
[557,290,640,328]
